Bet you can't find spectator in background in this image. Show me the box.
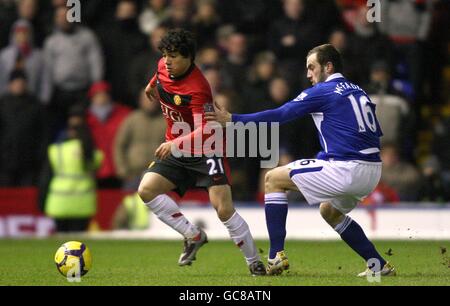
[268,77,291,107]
[366,61,415,160]
[192,0,221,49]
[98,0,147,106]
[268,0,319,87]
[196,46,235,95]
[44,5,104,135]
[79,0,120,29]
[337,0,370,31]
[380,143,422,201]
[425,0,450,106]
[139,0,169,35]
[346,5,394,86]
[428,98,450,201]
[217,0,282,53]
[15,0,47,48]
[242,51,277,114]
[214,90,243,117]
[420,155,447,202]
[128,25,167,106]
[0,0,16,49]
[215,24,235,55]
[114,89,166,191]
[86,81,131,189]
[378,0,432,102]
[203,66,225,96]
[0,19,50,103]
[307,0,343,41]
[41,107,103,233]
[328,29,359,83]
[221,32,250,94]
[0,70,46,187]
[362,182,400,206]
[160,0,193,31]
[196,46,221,70]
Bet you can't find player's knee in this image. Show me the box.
[137,182,159,203]
[320,202,344,227]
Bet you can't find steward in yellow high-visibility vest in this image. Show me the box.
[39,109,103,232]
[45,138,103,220]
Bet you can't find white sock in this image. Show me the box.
[145,194,199,239]
[223,212,260,265]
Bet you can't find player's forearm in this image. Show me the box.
[231,103,298,125]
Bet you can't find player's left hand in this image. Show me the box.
[155,141,174,160]
[205,101,232,127]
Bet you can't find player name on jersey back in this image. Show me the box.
[333,81,366,96]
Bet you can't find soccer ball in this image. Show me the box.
[54,241,92,278]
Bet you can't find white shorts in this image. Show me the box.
[287,159,382,214]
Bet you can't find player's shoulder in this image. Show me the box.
[188,66,212,95]
[293,82,332,102]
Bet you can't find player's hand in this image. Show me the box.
[204,101,232,127]
[155,141,174,160]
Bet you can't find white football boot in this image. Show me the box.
[266,251,290,275]
[357,261,396,277]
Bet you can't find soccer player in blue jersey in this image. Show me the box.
[206,44,396,277]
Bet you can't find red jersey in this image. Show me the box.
[149,59,221,155]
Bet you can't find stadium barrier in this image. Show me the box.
[0,188,449,239]
[93,205,450,241]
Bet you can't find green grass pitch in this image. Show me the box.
[0,239,449,286]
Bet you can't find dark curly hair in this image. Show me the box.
[158,29,197,61]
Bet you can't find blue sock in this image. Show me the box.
[335,216,386,270]
[265,193,288,259]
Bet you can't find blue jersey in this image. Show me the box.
[232,73,383,162]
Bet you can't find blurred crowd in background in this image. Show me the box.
[0,0,449,204]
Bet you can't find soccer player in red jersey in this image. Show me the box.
[137,29,265,275]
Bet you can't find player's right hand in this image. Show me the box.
[205,101,231,127]
[155,141,174,160]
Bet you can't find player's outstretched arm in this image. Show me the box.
[206,101,302,126]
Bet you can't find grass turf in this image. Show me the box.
[0,239,449,286]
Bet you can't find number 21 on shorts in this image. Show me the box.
[207,158,224,175]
